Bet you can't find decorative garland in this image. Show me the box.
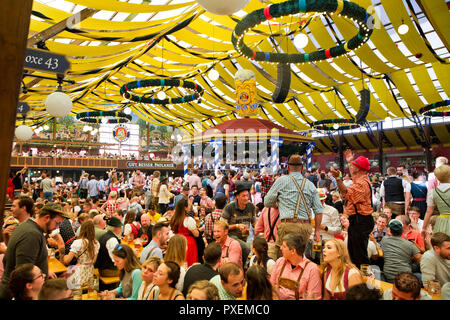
[311,118,359,131]
[76,111,132,124]
[419,100,450,117]
[232,0,373,64]
[120,79,204,105]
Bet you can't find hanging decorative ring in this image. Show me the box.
[232,0,373,64]
[120,79,204,105]
[76,111,132,123]
[419,100,450,117]
[311,119,359,131]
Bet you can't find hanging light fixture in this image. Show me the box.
[15,125,33,141]
[157,90,167,100]
[294,33,309,49]
[45,80,73,118]
[43,125,49,131]
[333,123,339,130]
[398,19,409,35]
[208,68,220,81]
[123,107,132,115]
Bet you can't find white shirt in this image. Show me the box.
[106,236,120,263]
[380,176,411,201]
[183,216,197,231]
[319,204,342,240]
[325,267,360,293]
[427,182,450,207]
[249,255,276,275]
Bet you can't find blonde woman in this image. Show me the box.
[331,191,344,214]
[322,238,363,300]
[137,257,162,300]
[164,234,188,292]
[186,280,220,300]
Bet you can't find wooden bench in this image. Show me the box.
[94,268,120,286]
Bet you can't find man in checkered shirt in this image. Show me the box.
[254,167,275,201]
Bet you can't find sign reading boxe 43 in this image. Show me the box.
[23,48,71,74]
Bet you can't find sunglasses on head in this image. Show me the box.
[115,244,123,251]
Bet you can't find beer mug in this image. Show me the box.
[428,280,441,297]
[72,286,82,300]
[312,241,322,252]
[134,238,142,250]
[48,248,55,260]
[360,264,371,276]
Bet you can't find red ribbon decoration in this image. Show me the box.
[263,7,273,20]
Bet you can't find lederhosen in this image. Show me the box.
[277,260,310,300]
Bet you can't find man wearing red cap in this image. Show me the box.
[330,150,374,269]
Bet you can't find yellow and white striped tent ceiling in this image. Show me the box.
[20,0,450,137]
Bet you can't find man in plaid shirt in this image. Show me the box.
[204,195,227,244]
[254,167,275,201]
[330,150,374,269]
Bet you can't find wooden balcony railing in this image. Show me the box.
[9,156,183,171]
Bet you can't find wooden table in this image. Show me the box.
[81,291,99,300]
[364,277,441,300]
[48,257,68,274]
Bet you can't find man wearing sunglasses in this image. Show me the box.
[0,203,70,300]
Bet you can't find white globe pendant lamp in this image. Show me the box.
[333,123,339,130]
[15,125,34,141]
[195,0,250,15]
[45,90,73,118]
[123,107,132,115]
[208,68,220,81]
[294,33,309,49]
[398,20,409,35]
[157,90,167,100]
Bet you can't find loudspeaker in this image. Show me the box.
[272,63,291,103]
[355,88,370,123]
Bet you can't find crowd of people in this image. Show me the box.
[1,151,449,301]
[12,149,173,162]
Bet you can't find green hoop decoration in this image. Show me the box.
[419,100,450,117]
[120,79,204,105]
[232,0,373,64]
[76,111,132,124]
[311,118,359,131]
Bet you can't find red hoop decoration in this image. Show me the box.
[263,7,274,20]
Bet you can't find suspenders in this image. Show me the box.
[277,260,311,300]
[289,175,311,221]
[267,208,279,242]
